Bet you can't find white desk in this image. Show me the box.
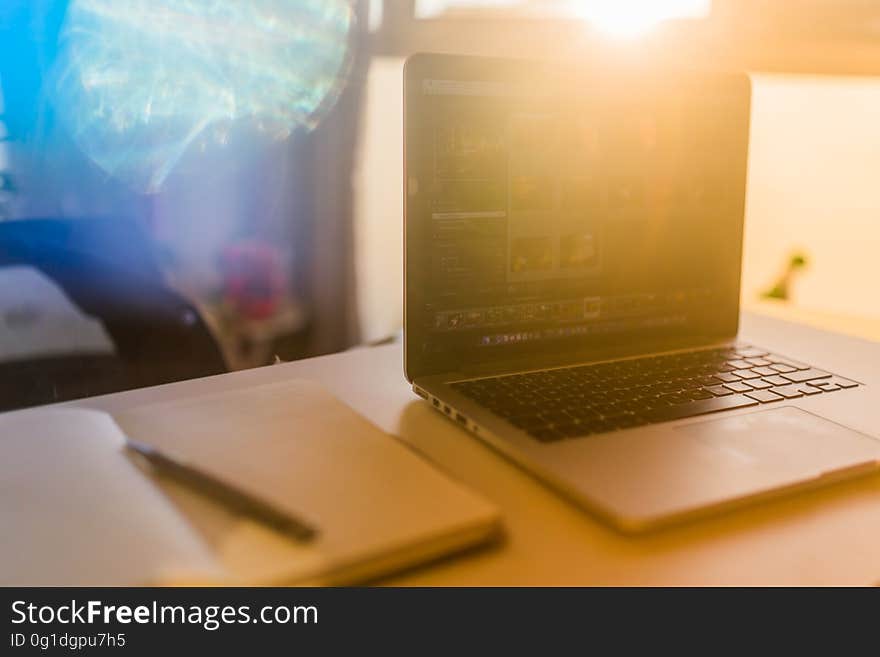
[70,313,880,585]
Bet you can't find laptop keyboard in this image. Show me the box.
[450,345,860,443]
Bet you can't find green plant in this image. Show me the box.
[762,251,809,301]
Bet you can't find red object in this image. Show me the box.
[220,241,285,320]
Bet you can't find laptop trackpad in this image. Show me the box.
[679,406,880,474]
[565,406,880,529]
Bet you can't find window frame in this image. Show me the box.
[370,0,880,76]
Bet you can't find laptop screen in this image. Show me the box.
[404,55,751,379]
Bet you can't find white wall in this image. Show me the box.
[353,57,406,343]
[744,73,880,319]
[353,60,880,343]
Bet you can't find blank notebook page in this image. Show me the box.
[0,408,220,586]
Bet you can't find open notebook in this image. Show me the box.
[1,381,499,586]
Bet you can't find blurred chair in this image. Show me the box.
[0,217,226,411]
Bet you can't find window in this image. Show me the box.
[415,0,711,37]
[372,1,880,75]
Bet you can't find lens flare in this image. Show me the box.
[51,0,354,193]
[572,0,710,38]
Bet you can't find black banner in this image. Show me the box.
[0,587,871,653]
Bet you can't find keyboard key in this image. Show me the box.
[745,358,772,367]
[706,385,733,396]
[539,413,564,426]
[828,377,858,389]
[727,359,753,370]
[567,407,601,421]
[780,368,831,383]
[618,399,646,413]
[583,418,618,434]
[745,379,773,390]
[767,356,808,370]
[715,372,741,383]
[771,385,803,399]
[642,396,672,409]
[733,369,761,379]
[611,414,644,430]
[644,394,758,423]
[723,381,753,393]
[797,385,823,395]
[745,389,784,403]
[659,393,691,405]
[769,363,797,373]
[751,366,779,377]
[812,381,841,392]
[593,402,623,416]
[530,428,564,443]
[735,347,769,358]
[509,415,548,430]
[762,375,791,386]
[556,423,591,438]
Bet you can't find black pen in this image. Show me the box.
[126,440,317,542]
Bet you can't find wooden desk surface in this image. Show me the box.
[70,312,880,585]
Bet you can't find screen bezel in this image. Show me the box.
[404,53,751,382]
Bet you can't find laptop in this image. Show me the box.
[403,53,880,532]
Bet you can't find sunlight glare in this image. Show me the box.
[571,0,710,38]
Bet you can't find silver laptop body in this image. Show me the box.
[403,53,880,532]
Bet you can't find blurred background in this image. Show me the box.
[1,0,879,411]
